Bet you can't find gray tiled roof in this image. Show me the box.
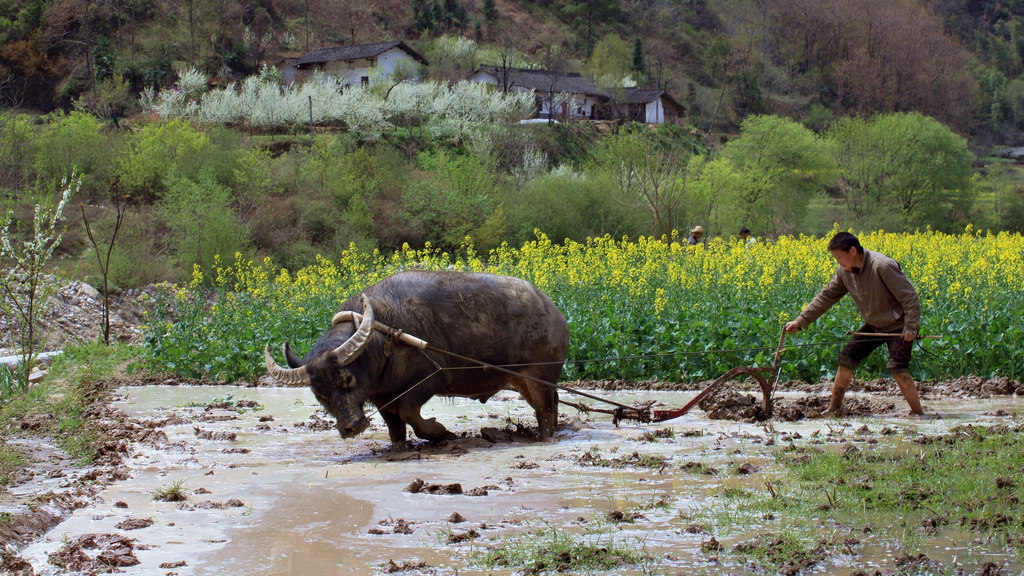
[295,40,428,67]
[625,89,663,104]
[625,89,686,112]
[476,67,607,97]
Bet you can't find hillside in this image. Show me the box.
[1,0,1024,292]
[2,0,1024,142]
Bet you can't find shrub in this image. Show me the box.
[114,119,210,201]
[160,171,252,276]
[0,112,38,189]
[1,175,77,397]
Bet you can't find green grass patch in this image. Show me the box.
[777,425,1024,531]
[0,441,25,485]
[476,524,651,574]
[0,364,20,402]
[0,342,140,471]
[686,424,1024,571]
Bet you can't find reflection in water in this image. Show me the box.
[18,386,1024,575]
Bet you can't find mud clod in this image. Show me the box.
[48,533,140,571]
[192,427,237,441]
[384,559,429,573]
[447,529,480,543]
[114,517,154,530]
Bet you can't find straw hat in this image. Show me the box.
[691,225,705,234]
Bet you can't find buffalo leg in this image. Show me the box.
[516,367,560,440]
[397,402,450,441]
[379,410,408,443]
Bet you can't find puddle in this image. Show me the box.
[18,386,1024,575]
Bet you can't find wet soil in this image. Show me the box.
[2,372,1021,575]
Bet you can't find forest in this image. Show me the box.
[2,0,1024,288]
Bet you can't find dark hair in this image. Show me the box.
[740,227,750,235]
[827,231,863,254]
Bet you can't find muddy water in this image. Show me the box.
[20,386,1024,575]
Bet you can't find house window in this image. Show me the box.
[361,76,369,88]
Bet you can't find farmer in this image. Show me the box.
[783,231,924,416]
[687,225,705,245]
[739,226,756,245]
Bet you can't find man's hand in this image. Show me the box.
[902,328,917,342]
[784,321,803,334]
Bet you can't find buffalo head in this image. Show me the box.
[264,295,376,438]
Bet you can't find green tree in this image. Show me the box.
[92,35,114,81]
[722,115,836,235]
[441,0,466,31]
[592,124,690,238]
[682,154,745,238]
[481,0,497,26]
[1007,76,1024,128]
[561,0,623,51]
[160,170,251,275]
[826,112,975,231]
[0,112,38,189]
[590,33,631,87]
[307,137,379,207]
[401,151,499,251]
[73,74,134,128]
[972,166,1024,233]
[32,111,110,198]
[115,120,210,201]
[631,37,645,78]
[508,169,646,244]
[412,0,438,33]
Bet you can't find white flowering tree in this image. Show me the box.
[0,174,77,396]
[141,67,207,120]
[144,71,535,142]
[425,81,534,139]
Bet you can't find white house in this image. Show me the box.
[467,66,609,120]
[467,66,684,124]
[279,40,429,87]
[623,89,686,124]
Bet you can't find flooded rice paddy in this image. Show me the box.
[18,385,1024,575]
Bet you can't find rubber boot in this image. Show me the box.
[893,372,924,415]
[822,366,853,416]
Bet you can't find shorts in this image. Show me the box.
[838,324,912,373]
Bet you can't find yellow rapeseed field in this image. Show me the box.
[144,229,1024,383]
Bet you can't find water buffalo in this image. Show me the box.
[264,270,570,442]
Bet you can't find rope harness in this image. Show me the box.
[332,311,939,426]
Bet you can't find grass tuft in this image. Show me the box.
[477,523,650,573]
[152,479,189,502]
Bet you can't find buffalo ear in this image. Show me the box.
[283,342,304,368]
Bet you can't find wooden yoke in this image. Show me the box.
[332,310,429,350]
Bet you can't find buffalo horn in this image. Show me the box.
[331,294,374,366]
[264,345,310,386]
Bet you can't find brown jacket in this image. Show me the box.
[795,250,920,332]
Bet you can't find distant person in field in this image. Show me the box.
[739,227,756,245]
[687,225,704,245]
[783,231,924,416]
